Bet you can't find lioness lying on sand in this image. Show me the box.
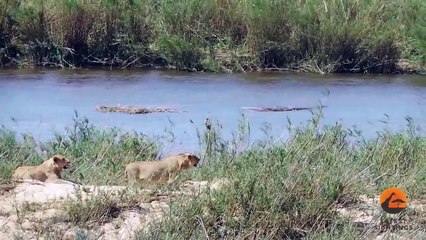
[124,153,200,184]
[12,155,71,183]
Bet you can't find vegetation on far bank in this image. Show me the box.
[0,0,425,74]
[0,111,425,239]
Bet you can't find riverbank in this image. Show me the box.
[0,114,425,239]
[1,0,425,74]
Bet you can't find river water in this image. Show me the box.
[0,68,425,153]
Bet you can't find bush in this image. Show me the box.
[0,0,424,72]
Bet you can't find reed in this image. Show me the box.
[0,0,424,73]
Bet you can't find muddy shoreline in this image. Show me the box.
[1,59,424,75]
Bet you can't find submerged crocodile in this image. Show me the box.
[96,105,180,114]
[242,106,326,112]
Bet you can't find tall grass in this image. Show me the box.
[0,112,425,238]
[139,113,425,239]
[0,112,159,185]
[0,0,424,73]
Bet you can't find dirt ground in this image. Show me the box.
[0,179,226,240]
[0,180,424,240]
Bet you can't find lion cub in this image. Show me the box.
[125,152,200,184]
[12,155,71,182]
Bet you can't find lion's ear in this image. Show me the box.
[52,155,64,164]
[53,156,60,163]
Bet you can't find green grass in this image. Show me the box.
[0,112,159,185]
[0,0,425,73]
[139,113,425,239]
[0,111,425,239]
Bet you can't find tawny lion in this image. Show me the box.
[124,152,200,184]
[11,155,71,183]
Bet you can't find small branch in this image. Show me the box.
[196,215,210,240]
